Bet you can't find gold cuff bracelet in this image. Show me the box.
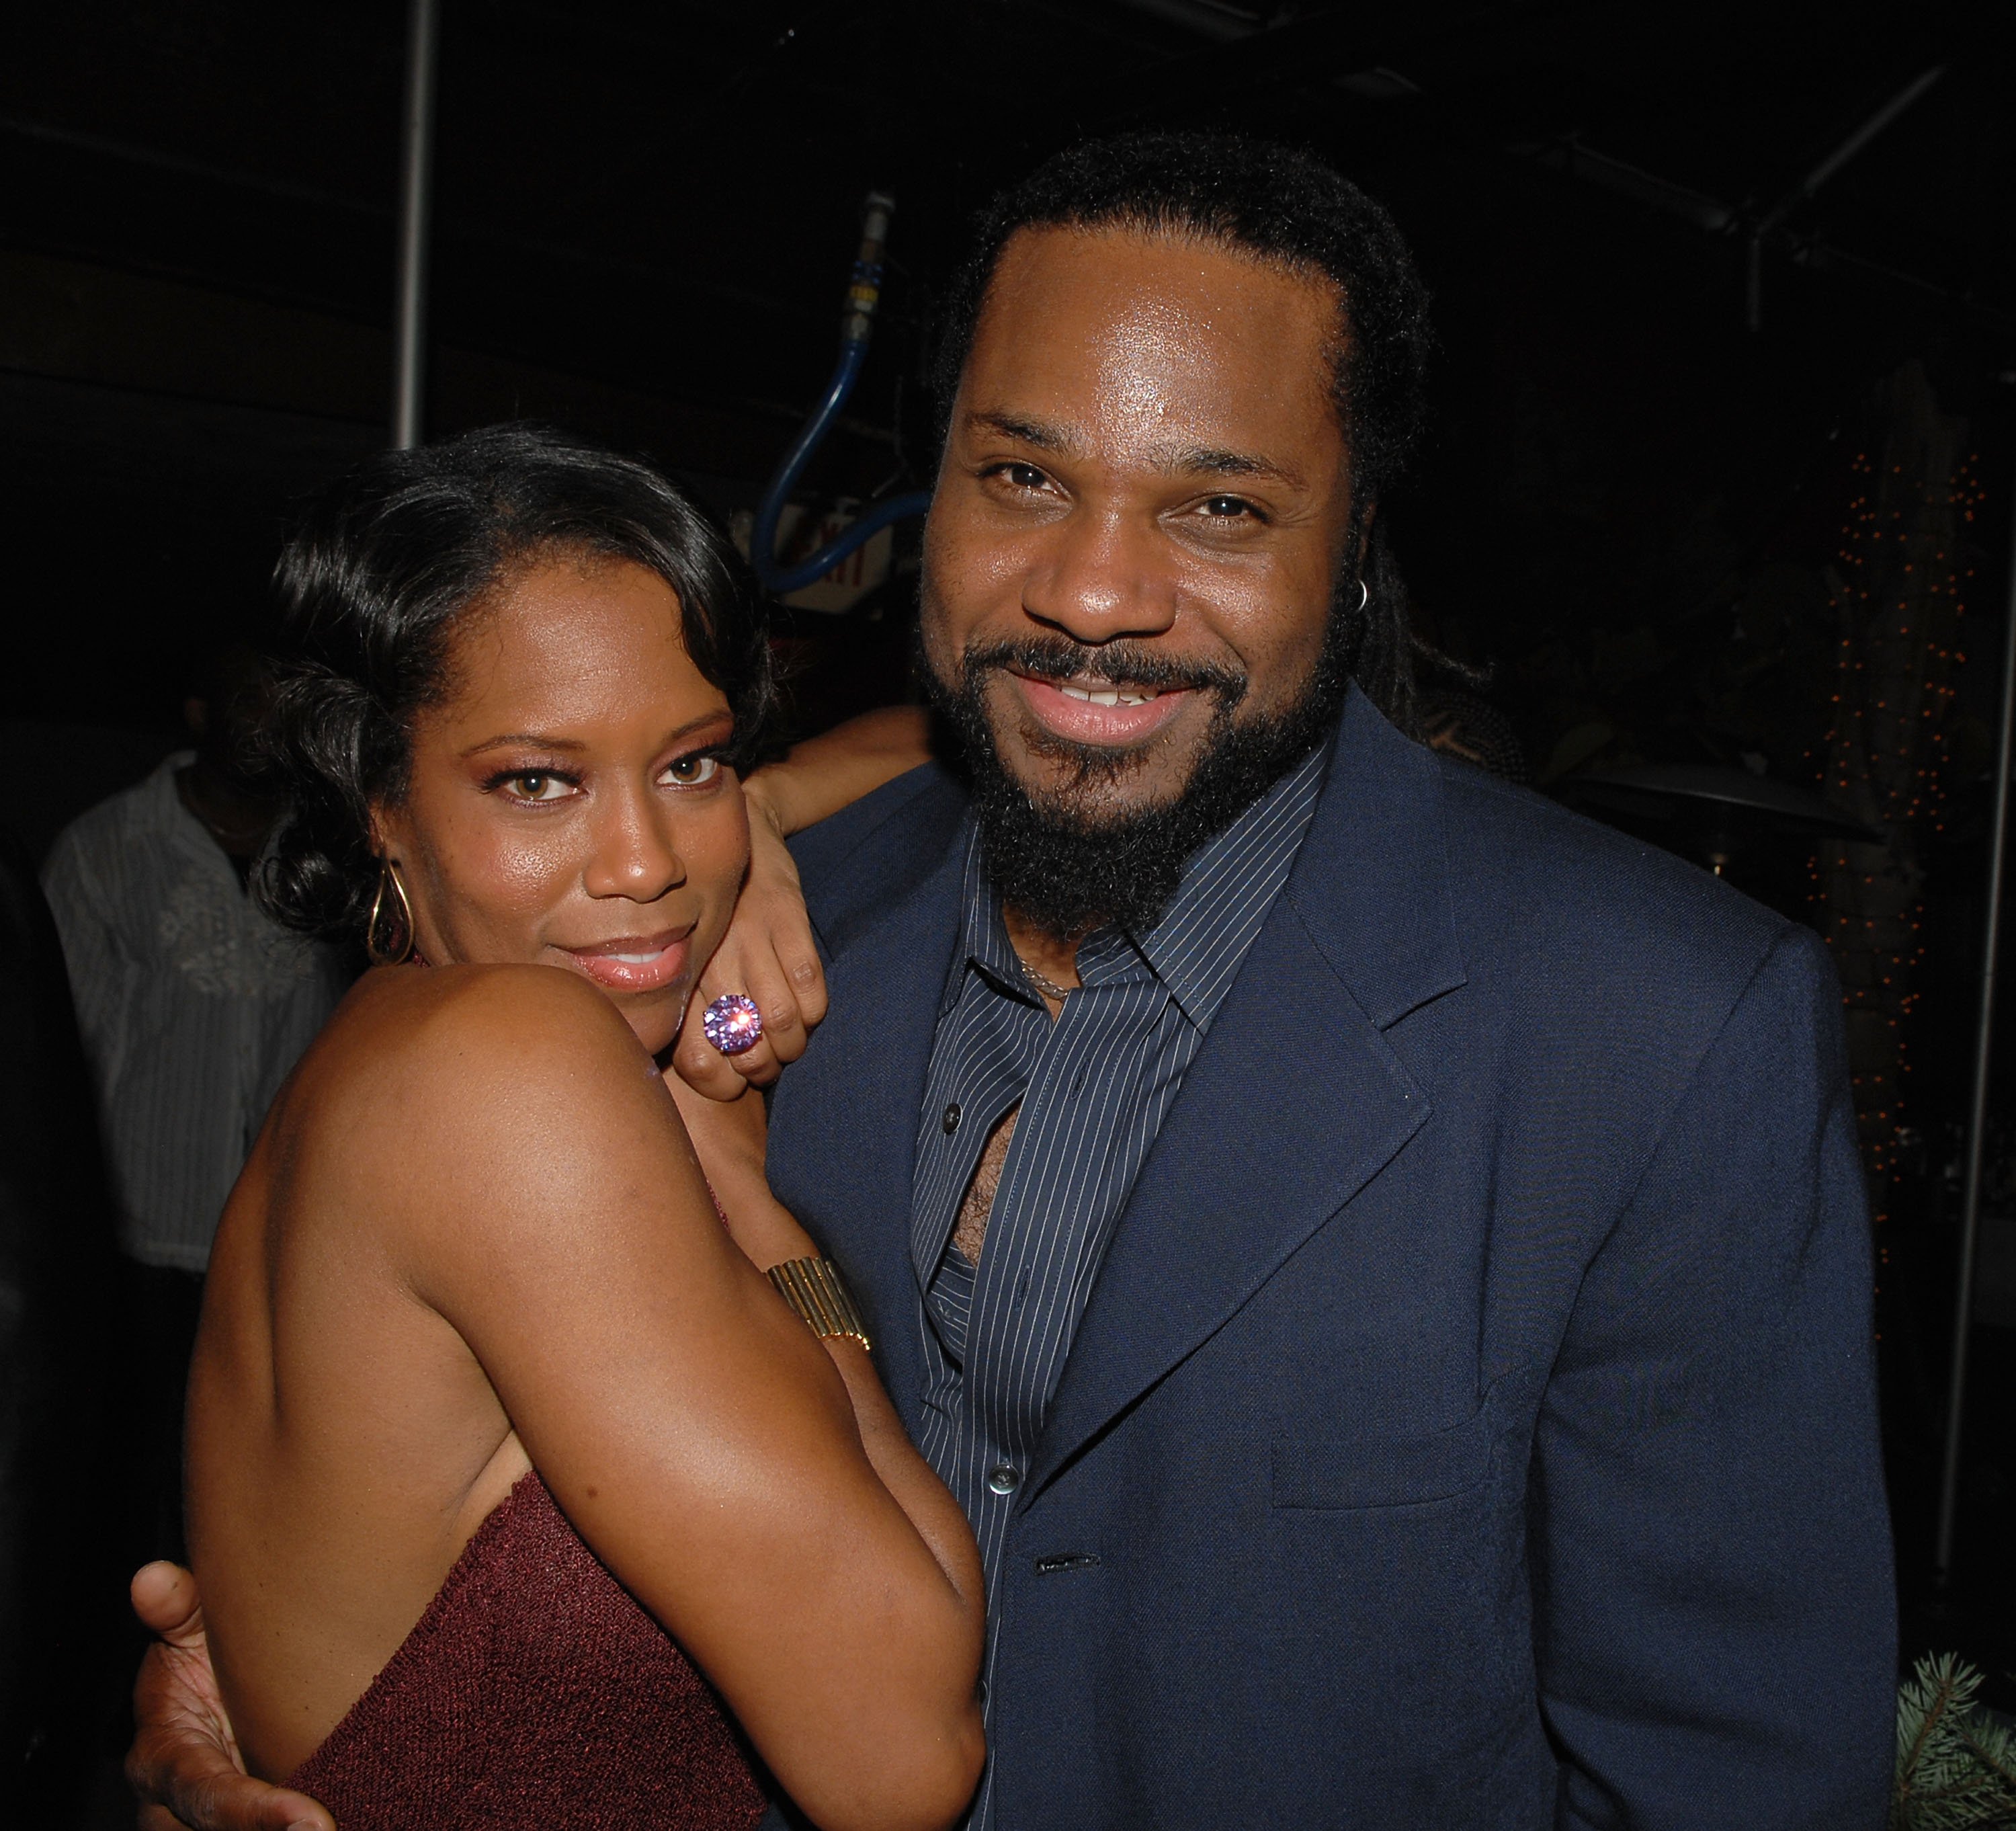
[765,1256,872,1354]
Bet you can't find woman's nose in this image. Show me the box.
[581,784,685,902]
[1020,508,1179,646]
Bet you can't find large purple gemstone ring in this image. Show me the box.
[702,992,764,1056]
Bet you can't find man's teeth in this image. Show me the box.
[1057,682,1161,706]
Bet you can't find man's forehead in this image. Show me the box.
[978,220,1342,342]
[960,225,1345,462]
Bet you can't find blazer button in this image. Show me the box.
[943,1102,962,1135]
[987,1464,1021,1496]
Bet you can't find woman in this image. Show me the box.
[181,425,982,1830]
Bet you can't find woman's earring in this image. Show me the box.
[365,858,417,967]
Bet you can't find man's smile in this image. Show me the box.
[1007,669,1195,747]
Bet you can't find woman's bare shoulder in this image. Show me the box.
[278,963,668,1216]
[320,961,643,1080]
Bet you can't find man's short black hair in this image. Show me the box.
[930,132,1433,725]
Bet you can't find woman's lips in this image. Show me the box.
[1011,673,1193,746]
[559,928,692,994]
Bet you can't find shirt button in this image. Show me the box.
[987,1464,1021,1496]
[942,1102,962,1135]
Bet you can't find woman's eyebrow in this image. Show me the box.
[659,713,737,747]
[458,711,728,760]
[459,732,587,758]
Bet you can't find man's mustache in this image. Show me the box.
[960,636,1247,703]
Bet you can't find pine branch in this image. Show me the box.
[1897,1656,1971,1812]
[1896,1654,2016,1831]
[1956,1721,2016,1794]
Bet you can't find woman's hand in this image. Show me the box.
[126,1562,334,1831]
[673,781,827,1101]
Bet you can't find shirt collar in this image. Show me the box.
[944,831,1027,1013]
[943,737,1332,1032]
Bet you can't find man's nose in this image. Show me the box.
[1020,507,1179,647]
[581,782,685,903]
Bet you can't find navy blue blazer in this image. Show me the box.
[768,690,1895,1830]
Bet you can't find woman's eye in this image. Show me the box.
[663,754,721,786]
[507,772,572,802]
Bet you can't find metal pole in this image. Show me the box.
[1799,65,1946,200]
[1934,470,2016,1579]
[390,0,441,449]
[1746,65,1944,335]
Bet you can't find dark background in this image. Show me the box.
[3,0,2013,1814]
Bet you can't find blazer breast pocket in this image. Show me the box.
[1271,1404,1495,1512]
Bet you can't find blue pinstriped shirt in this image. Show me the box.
[907,741,1329,1826]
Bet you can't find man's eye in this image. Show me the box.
[1200,495,1257,518]
[663,754,721,786]
[507,772,572,802]
[989,462,1050,491]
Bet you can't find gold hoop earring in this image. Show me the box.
[365,858,417,966]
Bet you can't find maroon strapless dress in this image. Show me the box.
[289,1469,766,1830]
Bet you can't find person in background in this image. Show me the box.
[40,645,351,1559]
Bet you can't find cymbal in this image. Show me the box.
[1560,764,1882,846]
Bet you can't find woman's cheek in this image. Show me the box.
[445,808,581,949]
[485,823,577,907]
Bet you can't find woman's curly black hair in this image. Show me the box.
[929,132,1435,728]
[255,423,775,946]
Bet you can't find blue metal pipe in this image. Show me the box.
[751,192,931,598]
[758,483,933,598]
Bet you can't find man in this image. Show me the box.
[132,134,1893,1827]
[44,644,351,1563]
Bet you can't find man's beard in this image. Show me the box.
[920,591,1359,943]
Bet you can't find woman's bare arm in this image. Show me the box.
[667,1073,982,1643]
[376,965,982,1831]
[744,705,931,842]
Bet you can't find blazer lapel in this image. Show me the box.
[1025,903,1426,1496]
[1027,693,1466,1498]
